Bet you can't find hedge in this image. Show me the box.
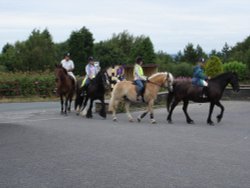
[0,72,55,97]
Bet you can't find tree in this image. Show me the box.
[23,29,56,71]
[221,42,230,63]
[155,51,174,71]
[130,35,155,64]
[205,56,223,77]
[183,43,197,64]
[68,27,94,75]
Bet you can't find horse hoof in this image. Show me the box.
[208,121,214,126]
[113,118,117,122]
[187,120,194,124]
[167,119,172,124]
[137,117,141,122]
[217,116,222,123]
[129,119,134,122]
[151,119,157,124]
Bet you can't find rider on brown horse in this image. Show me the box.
[60,52,76,86]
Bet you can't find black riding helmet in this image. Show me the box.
[136,56,143,64]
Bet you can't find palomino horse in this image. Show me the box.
[75,70,111,118]
[108,72,174,123]
[167,72,240,125]
[55,64,75,115]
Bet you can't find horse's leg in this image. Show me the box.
[64,96,68,115]
[183,100,194,124]
[207,102,215,125]
[86,99,93,118]
[68,95,72,112]
[60,95,64,114]
[137,111,148,122]
[112,100,119,121]
[167,99,179,123]
[99,97,107,119]
[215,101,224,123]
[80,96,89,116]
[124,101,133,122]
[148,100,156,124]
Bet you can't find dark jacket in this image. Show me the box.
[192,65,207,86]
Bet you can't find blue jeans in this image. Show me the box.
[134,80,144,95]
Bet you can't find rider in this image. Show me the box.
[116,64,125,81]
[81,56,98,96]
[192,59,208,98]
[60,52,76,85]
[133,56,147,101]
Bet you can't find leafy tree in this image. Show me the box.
[205,56,223,77]
[221,42,230,63]
[183,43,197,64]
[23,29,56,71]
[130,35,155,64]
[155,51,174,71]
[223,61,247,80]
[68,27,94,75]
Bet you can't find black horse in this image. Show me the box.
[75,70,111,118]
[167,72,240,125]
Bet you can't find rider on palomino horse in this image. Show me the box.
[134,56,147,102]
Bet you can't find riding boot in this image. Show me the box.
[80,85,88,97]
[201,86,208,98]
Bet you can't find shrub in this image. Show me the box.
[205,56,223,77]
[169,62,193,77]
[0,72,55,97]
[223,61,247,81]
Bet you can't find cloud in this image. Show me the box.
[0,0,250,53]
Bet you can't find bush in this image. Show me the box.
[0,72,55,97]
[167,62,193,77]
[205,56,223,77]
[223,61,247,81]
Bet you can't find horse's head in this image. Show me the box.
[229,72,240,92]
[166,72,174,92]
[55,64,67,83]
[95,70,111,91]
[148,72,174,91]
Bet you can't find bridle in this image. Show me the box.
[147,73,171,88]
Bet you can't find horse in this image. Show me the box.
[75,70,111,119]
[55,64,75,115]
[167,72,240,125]
[108,72,174,124]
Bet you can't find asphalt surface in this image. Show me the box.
[0,101,250,188]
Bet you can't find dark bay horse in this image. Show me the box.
[75,70,111,119]
[55,64,75,115]
[167,72,240,125]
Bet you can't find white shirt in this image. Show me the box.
[60,59,74,71]
[60,59,76,81]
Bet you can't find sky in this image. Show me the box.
[0,0,249,54]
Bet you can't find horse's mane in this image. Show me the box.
[56,64,68,75]
[210,72,236,81]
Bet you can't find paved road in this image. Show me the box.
[0,101,250,188]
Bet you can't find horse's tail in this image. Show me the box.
[166,86,175,112]
[75,80,84,111]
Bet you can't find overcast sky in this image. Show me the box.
[0,0,249,54]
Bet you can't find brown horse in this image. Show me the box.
[108,72,174,123]
[55,64,75,115]
[167,72,240,125]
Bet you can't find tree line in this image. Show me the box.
[0,26,249,79]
